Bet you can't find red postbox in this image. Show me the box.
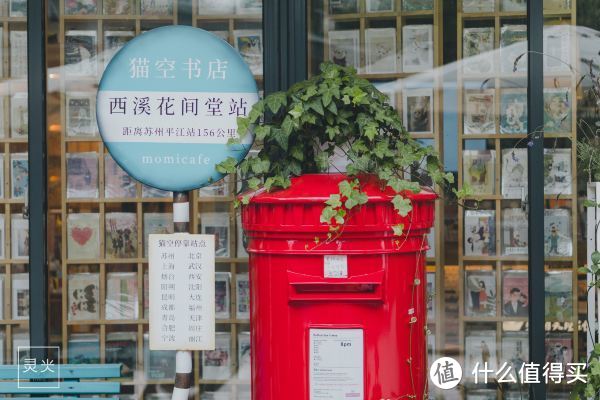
[242,174,436,400]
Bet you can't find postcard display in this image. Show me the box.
[54,1,262,398]
[0,0,30,365]
[457,0,578,398]
[308,0,445,372]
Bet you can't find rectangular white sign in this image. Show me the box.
[149,233,215,351]
[309,328,364,400]
[324,255,348,278]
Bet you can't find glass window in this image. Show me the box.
[308,1,531,398]
[46,0,262,398]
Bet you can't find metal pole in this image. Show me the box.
[28,0,48,358]
[172,191,193,400]
[527,0,546,397]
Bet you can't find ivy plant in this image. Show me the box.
[216,62,454,236]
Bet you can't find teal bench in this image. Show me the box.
[0,363,121,398]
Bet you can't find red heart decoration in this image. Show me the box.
[71,227,93,246]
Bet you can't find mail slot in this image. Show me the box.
[241,174,436,400]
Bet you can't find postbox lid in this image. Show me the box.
[246,173,437,204]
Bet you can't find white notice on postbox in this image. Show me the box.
[309,329,364,400]
[324,255,348,278]
[149,233,215,351]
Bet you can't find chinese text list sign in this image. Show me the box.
[149,233,215,350]
[97,25,258,191]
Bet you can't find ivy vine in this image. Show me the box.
[216,62,455,236]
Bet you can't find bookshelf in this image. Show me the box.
[50,1,261,399]
[306,0,445,386]
[455,0,578,396]
[0,0,29,366]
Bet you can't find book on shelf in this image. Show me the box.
[329,0,358,14]
[215,272,231,320]
[105,212,138,258]
[10,92,28,138]
[500,25,527,74]
[464,269,496,317]
[202,332,232,380]
[544,148,572,195]
[200,212,230,258]
[65,30,97,76]
[464,329,498,377]
[144,270,149,319]
[68,273,100,321]
[0,215,5,260]
[67,213,100,260]
[426,271,435,321]
[199,175,230,197]
[426,227,435,258]
[236,273,250,319]
[141,0,173,15]
[104,0,131,14]
[235,0,262,14]
[502,270,528,317]
[0,274,4,319]
[543,25,571,74]
[105,272,138,320]
[463,150,495,195]
[9,30,27,78]
[103,30,135,66]
[12,332,29,365]
[367,0,394,12]
[402,0,433,11]
[365,28,397,74]
[545,333,573,366]
[11,214,29,260]
[329,30,360,71]
[500,89,528,134]
[66,152,99,199]
[0,97,5,138]
[9,0,27,16]
[64,0,97,14]
[142,184,172,198]
[11,153,28,199]
[501,331,528,372]
[105,154,137,198]
[403,89,433,135]
[144,333,176,380]
[543,88,572,134]
[502,208,528,256]
[501,149,528,199]
[544,209,572,257]
[66,92,97,137]
[462,0,494,12]
[402,25,433,73]
[238,331,251,381]
[462,27,495,75]
[234,30,263,76]
[545,270,573,323]
[68,333,100,364]
[464,210,496,256]
[501,0,526,11]
[544,0,571,11]
[236,213,248,258]
[106,331,137,378]
[12,273,29,320]
[143,213,174,257]
[198,0,235,14]
[463,90,495,135]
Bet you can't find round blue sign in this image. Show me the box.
[97,25,258,191]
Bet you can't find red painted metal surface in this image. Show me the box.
[242,174,436,400]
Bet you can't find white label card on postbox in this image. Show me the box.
[309,328,364,400]
[324,255,348,278]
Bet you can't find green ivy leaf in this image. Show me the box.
[266,91,287,113]
[247,177,261,190]
[215,157,237,174]
[592,251,600,265]
[326,194,342,208]
[392,195,412,217]
[392,224,405,236]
